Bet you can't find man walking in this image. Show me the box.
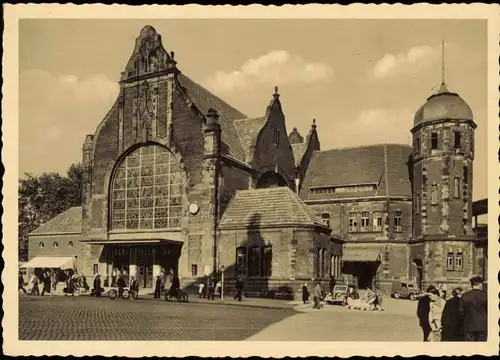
[460,276,487,341]
[417,285,436,341]
[154,275,162,299]
[441,288,464,341]
[312,282,322,309]
[234,275,244,301]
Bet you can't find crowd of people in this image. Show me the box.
[19,269,90,299]
[417,276,487,342]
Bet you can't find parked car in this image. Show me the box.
[324,284,349,305]
[391,280,423,301]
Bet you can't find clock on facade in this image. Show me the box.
[188,203,200,215]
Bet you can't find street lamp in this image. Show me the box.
[220,265,225,301]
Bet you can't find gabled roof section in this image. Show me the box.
[219,187,329,230]
[176,73,248,161]
[233,117,266,160]
[300,144,412,200]
[30,207,82,235]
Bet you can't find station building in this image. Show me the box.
[26,25,486,296]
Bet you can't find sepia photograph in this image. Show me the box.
[3,4,498,358]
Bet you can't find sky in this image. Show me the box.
[19,19,488,201]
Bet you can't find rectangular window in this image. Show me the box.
[447,252,454,270]
[454,177,460,198]
[361,211,370,230]
[454,131,462,149]
[431,184,438,205]
[455,253,463,271]
[416,194,421,214]
[236,247,247,276]
[463,166,468,184]
[191,264,198,277]
[431,132,439,149]
[415,137,421,154]
[248,246,261,277]
[321,213,330,228]
[93,264,99,275]
[349,213,358,232]
[373,213,383,231]
[394,211,402,232]
[261,246,273,277]
[273,129,280,146]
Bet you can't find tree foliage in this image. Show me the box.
[18,163,84,261]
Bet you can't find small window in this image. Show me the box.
[68,241,74,248]
[431,184,438,205]
[236,247,247,277]
[453,177,460,199]
[415,137,421,154]
[447,252,454,270]
[463,166,468,184]
[373,213,383,231]
[416,194,421,214]
[191,264,198,276]
[261,245,273,277]
[53,241,59,248]
[455,253,463,271]
[431,132,439,149]
[321,213,330,228]
[394,211,402,232]
[454,131,462,149]
[273,128,280,146]
[361,211,370,229]
[39,242,44,248]
[93,264,99,275]
[349,213,358,232]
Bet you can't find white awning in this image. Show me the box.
[21,256,75,270]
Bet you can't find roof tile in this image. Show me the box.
[233,117,267,160]
[30,207,82,235]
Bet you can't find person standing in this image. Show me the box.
[116,274,126,299]
[170,271,180,298]
[215,280,222,298]
[417,285,436,341]
[41,272,51,296]
[312,282,322,309]
[234,275,243,301]
[198,281,205,298]
[428,288,445,342]
[92,273,102,297]
[18,271,27,294]
[154,275,162,299]
[459,276,487,341]
[302,283,310,304]
[441,287,464,341]
[51,271,57,292]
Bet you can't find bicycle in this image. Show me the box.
[164,289,189,302]
[108,287,130,300]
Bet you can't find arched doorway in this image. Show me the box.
[256,171,288,189]
[412,259,423,289]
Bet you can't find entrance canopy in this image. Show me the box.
[21,256,75,270]
[342,248,381,262]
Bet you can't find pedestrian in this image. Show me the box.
[154,275,162,299]
[234,275,244,301]
[51,271,57,292]
[215,280,222,298]
[428,287,445,342]
[312,282,322,309]
[130,276,139,299]
[207,279,215,300]
[92,273,102,297]
[111,268,117,287]
[170,271,180,298]
[165,268,173,294]
[116,274,126,299]
[198,281,205,298]
[373,286,385,311]
[302,283,310,304]
[441,287,464,341]
[18,271,27,294]
[66,273,75,299]
[417,285,436,341]
[459,276,487,341]
[41,272,51,297]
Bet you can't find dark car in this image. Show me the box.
[391,280,424,301]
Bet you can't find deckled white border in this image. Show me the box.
[2,4,499,357]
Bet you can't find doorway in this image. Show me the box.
[138,265,153,288]
[412,259,423,289]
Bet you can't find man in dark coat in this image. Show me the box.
[116,275,126,299]
[154,275,162,299]
[170,271,180,298]
[18,271,27,294]
[92,274,102,297]
[41,271,51,297]
[441,287,464,341]
[459,276,487,341]
[234,275,244,301]
[302,283,310,304]
[417,285,436,341]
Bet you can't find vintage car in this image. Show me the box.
[391,280,424,301]
[324,284,350,305]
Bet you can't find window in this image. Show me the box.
[454,131,462,149]
[431,184,438,205]
[463,166,468,184]
[261,246,273,277]
[394,211,402,232]
[68,241,74,248]
[415,137,421,154]
[273,128,280,146]
[453,177,460,199]
[39,242,44,248]
[236,247,247,276]
[361,212,370,229]
[191,264,198,277]
[321,213,330,228]
[431,133,439,149]
[248,246,261,277]
[93,264,99,275]
[455,253,463,270]
[416,194,421,214]
[373,213,383,231]
[349,213,358,232]
[110,144,184,230]
[470,133,474,154]
[447,252,454,270]
[53,241,59,248]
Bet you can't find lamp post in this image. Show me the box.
[221,265,225,301]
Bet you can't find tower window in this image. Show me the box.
[393,211,402,232]
[321,213,330,228]
[273,129,280,146]
[454,131,462,149]
[361,211,370,230]
[446,252,454,270]
[455,252,463,270]
[431,132,439,149]
[348,213,358,232]
[431,184,438,205]
[453,177,460,198]
[415,137,421,154]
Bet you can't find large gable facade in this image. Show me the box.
[27,26,484,297]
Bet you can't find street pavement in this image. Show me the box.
[19,294,422,341]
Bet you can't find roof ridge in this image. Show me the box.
[318,143,412,153]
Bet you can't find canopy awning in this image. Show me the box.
[21,256,75,270]
[342,248,381,262]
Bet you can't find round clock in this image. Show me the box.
[188,203,199,215]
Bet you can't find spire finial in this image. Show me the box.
[312,118,317,129]
[439,38,448,93]
[274,86,278,95]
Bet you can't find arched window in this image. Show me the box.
[39,242,44,248]
[53,241,59,248]
[110,144,184,230]
[68,241,74,248]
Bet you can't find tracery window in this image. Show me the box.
[111,145,184,230]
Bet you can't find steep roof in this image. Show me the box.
[176,73,248,162]
[300,144,412,200]
[29,207,82,235]
[219,187,329,230]
[233,117,267,160]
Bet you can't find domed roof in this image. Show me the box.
[288,127,304,144]
[414,85,473,127]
